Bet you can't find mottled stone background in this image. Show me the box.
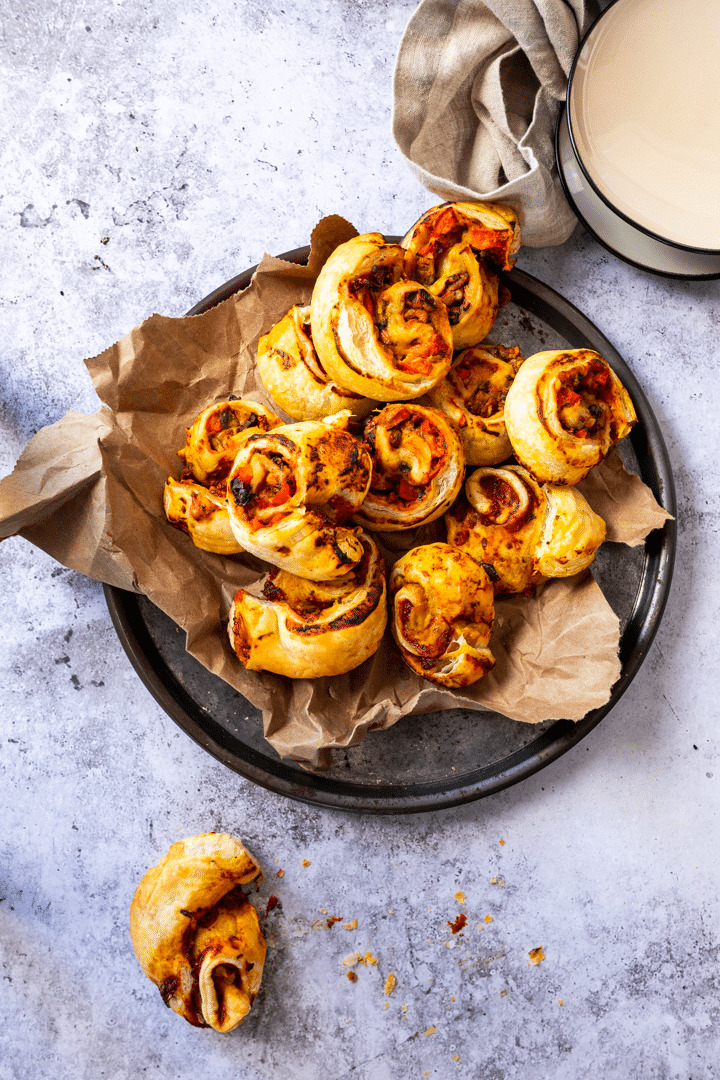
[1,2,719,1079]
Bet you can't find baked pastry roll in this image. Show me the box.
[310,233,453,401]
[228,531,386,677]
[504,350,637,485]
[354,403,465,531]
[256,305,376,421]
[426,343,524,465]
[446,464,606,594]
[180,399,282,485]
[129,833,265,1032]
[401,202,521,349]
[164,477,242,554]
[226,414,372,580]
[389,542,495,688]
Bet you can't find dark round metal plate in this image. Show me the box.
[104,247,676,814]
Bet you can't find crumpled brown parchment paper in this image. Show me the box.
[0,216,673,767]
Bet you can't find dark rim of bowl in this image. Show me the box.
[566,0,720,257]
[555,108,720,281]
[104,249,676,814]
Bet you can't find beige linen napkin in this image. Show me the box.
[393,0,601,246]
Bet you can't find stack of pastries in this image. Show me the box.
[164,202,636,688]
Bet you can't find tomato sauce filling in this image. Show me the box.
[555,361,612,438]
[366,409,446,506]
[229,452,295,531]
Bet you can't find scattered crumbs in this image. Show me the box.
[344,919,358,930]
[347,971,358,983]
[450,996,455,1002]
[302,859,311,867]
[276,869,285,878]
[101,236,109,244]
[343,951,363,968]
[454,891,466,904]
[327,916,344,929]
[265,895,279,916]
[424,1025,437,1036]
[384,1001,389,1010]
[448,913,467,935]
[320,908,327,914]
[453,1055,460,1062]
[484,915,493,924]
[364,952,378,966]
[388,908,394,914]
[384,973,396,996]
[490,877,498,885]
[558,999,564,1005]
[402,1004,409,1014]
[275,858,279,863]
[423,1073,430,1079]
[529,947,545,965]
[499,840,505,846]
[499,879,505,887]
[499,989,508,998]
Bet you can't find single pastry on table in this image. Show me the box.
[164,399,283,553]
[129,833,266,1032]
[389,542,495,689]
[225,413,372,580]
[310,233,453,401]
[504,349,637,485]
[354,403,465,531]
[256,305,376,421]
[179,399,283,486]
[228,530,386,678]
[445,464,606,594]
[401,201,521,349]
[425,342,524,465]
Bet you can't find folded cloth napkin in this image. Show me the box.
[393,0,602,246]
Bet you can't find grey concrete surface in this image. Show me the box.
[1,2,719,1078]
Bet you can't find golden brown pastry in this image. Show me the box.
[310,233,453,401]
[129,833,265,1032]
[163,477,242,554]
[354,403,465,531]
[504,350,637,485]
[425,343,524,465]
[389,543,495,688]
[225,414,372,580]
[445,464,607,594]
[401,202,521,348]
[180,399,282,486]
[256,305,376,421]
[228,531,386,677]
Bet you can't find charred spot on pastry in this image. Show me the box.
[159,976,179,1007]
[481,562,500,582]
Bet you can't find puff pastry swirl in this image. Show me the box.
[256,305,376,421]
[390,543,495,688]
[226,414,372,580]
[401,202,521,349]
[310,233,453,401]
[129,833,265,1032]
[164,477,242,554]
[179,399,282,486]
[504,350,637,485]
[354,403,465,531]
[446,464,607,593]
[426,343,524,466]
[228,530,386,677]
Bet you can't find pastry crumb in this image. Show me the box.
[448,913,467,935]
[499,989,508,998]
[276,868,284,878]
[326,916,343,928]
[384,973,396,996]
[364,951,378,966]
[499,839,505,846]
[343,918,358,930]
[529,946,545,965]
[484,915,493,923]
[320,907,326,914]
[424,1025,437,1036]
[490,876,497,885]
[453,1054,460,1062]
[558,999,564,1005]
[402,1003,409,1014]
[302,859,311,867]
[347,970,358,983]
[343,951,363,968]
[454,890,466,904]
[384,1001,389,1010]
